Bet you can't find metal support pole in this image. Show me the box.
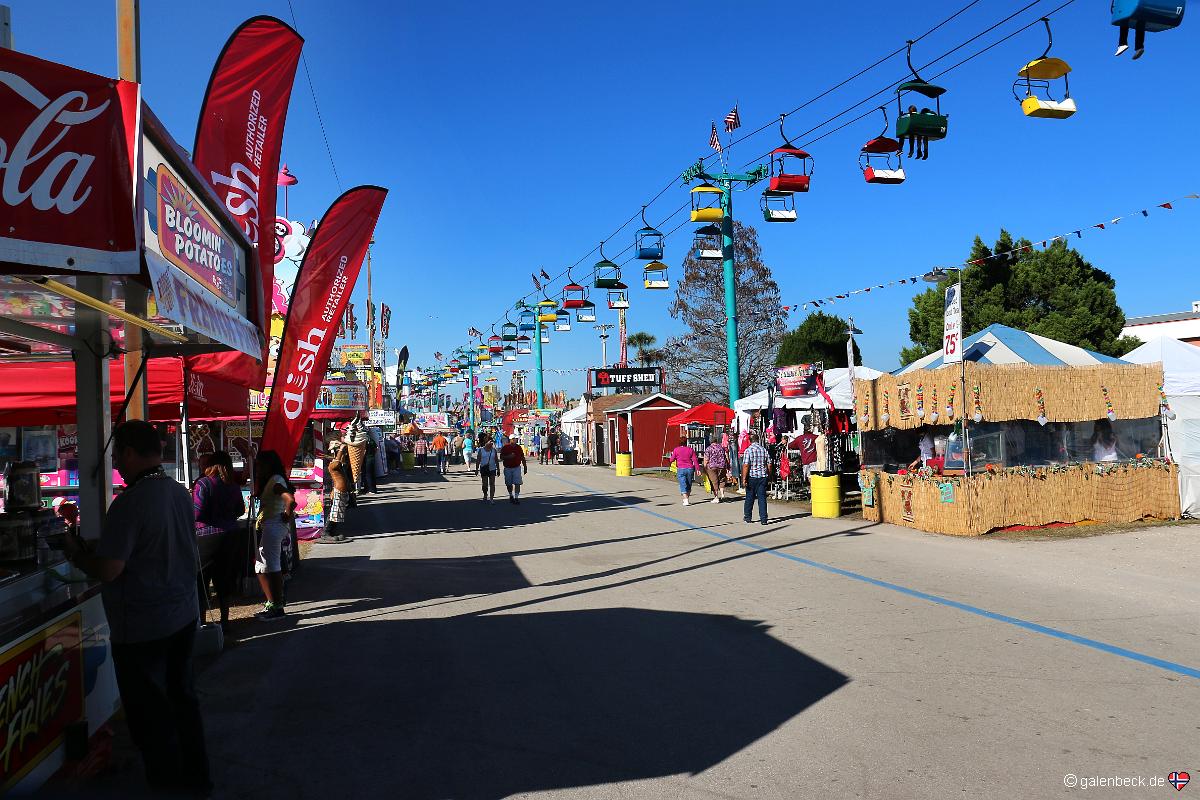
[366,244,376,409]
[180,366,193,487]
[720,179,740,405]
[75,276,112,538]
[617,308,628,368]
[533,322,545,410]
[468,360,476,433]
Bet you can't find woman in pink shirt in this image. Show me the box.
[670,436,700,506]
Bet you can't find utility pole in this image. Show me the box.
[365,240,377,409]
[682,159,769,406]
[594,324,614,395]
[117,0,148,420]
[1,6,13,49]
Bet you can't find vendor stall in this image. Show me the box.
[855,328,1179,535]
[0,47,264,789]
[736,367,884,505]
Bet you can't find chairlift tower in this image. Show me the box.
[681,159,769,406]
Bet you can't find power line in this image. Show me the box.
[286,0,343,191]
[445,0,1075,357]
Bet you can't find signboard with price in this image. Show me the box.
[943,283,963,364]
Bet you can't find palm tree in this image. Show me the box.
[626,331,658,366]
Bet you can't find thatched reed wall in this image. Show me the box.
[859,462,1179,536]
[853,362,1164,432]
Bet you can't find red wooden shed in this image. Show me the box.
[603,393,691,470]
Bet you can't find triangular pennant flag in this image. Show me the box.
[802,303,809,310]
[1159,202,1173,210]
[910,277,919,282]
[876,284,885,289]
[1074,230,1082,238]
[1111,218,1121,225]
[1093,223,1105,230]
[1186,194,1199,199]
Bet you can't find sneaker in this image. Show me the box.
[710,498,720,504]
[254,604,285,620]
[743,518,752,524]
[514,498,520,505]
[682,498,690,506]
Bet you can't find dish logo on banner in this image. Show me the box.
[943,283,963,364]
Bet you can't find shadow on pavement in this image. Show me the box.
[203,607,848,799]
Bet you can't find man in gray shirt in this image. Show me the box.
[66,420,211,794]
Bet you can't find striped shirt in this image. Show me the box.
[742,443,770,479]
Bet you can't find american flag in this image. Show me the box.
[709,122,721,153]
[434,351,444,361]
[724,104,741,133]
[467,326,482,338]
[532,273,542,291]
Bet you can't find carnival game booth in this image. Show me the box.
[602,393,691,473]
[855,326,1179,536]
[0,46,268,789]
[1124,336,1200,518]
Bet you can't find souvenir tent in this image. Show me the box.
[733,367,884,431]
[856,325,1179,535]
[1123,336,1200,517]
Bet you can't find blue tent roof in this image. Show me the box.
[896,324,1126,375]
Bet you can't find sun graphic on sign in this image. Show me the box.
[161,181,198,222]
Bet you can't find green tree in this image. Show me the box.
[663,221,787,403]
[900,230,1143,365]
[776,311,861,368]
[626,331,658,366]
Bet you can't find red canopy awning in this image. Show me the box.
[666,402,736,427]
[0,357,248,426]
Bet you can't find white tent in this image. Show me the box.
[734,367,884,430]
[1122,336,1200,517]
[559,399,587,452]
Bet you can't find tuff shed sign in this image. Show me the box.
[589,367,663,390]
[0,48,140,274]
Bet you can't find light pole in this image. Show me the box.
[594,323,614,395]
[682,159,769,406]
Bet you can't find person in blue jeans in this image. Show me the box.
[669,436,700,506]
[741,431,770,524]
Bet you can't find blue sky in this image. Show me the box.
[17,0,1199,396]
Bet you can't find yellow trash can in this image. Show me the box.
[615,452,633,477]
[810,473,841,518]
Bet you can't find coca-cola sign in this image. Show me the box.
[0,48,139,274]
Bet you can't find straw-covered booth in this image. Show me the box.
[853,336,1180,535]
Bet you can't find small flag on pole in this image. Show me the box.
[724,104,741,133]
[532,273,542,291]
[709,122,722,153]
[540,268,551,280]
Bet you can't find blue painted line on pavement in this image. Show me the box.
[544,473,1200,680]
